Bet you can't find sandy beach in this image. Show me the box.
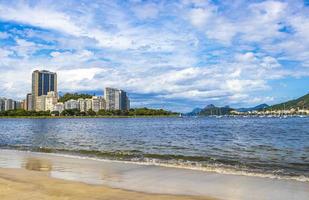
[0,150,308,200]
[0,168,212,200]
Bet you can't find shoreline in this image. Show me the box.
[1,147,308,183]
[0,115,308,119]
[0,149,308,200]
[0,168,212,200]
[0,115,178,119]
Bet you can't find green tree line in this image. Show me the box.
[0,108,176,117]
[58,93,93,102]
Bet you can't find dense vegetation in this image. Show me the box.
[0,108,176,117]
[0,109,50,116]
[58,93,93,102]
[267,93,309,110]
[61,107,176,116]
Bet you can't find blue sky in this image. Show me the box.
[0,0,309,112]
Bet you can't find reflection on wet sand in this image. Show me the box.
[101,167,122,182]
[24,157,52,172]
[0,150,308,200]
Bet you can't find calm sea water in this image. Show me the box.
[0,117,308,181]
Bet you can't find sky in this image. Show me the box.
[0,0,309,112]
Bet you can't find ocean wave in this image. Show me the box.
[1,145,309,182]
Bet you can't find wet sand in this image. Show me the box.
[0,150,308,200]
[0,168,212,200]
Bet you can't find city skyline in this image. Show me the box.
[0,1,309,112]
[0,69,131,113]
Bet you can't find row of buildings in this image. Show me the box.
[0,98,22,111]
[0,70,130,113]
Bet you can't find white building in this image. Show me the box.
[78,98,92,112]
[92,96,106,112]
[52,102,64,113]
[4,99,14,111]
[45,91,58,111]
[104,87,129,111]
[86,99,92,111]
[35,95,46,111]
[64,99,79,110]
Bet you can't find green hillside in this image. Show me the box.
[198,104,233,116]
[268,93,309,110]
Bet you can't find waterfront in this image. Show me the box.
[0,117,308,181]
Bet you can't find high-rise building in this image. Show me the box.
[91,96,100,112]
[85,99,92,111]
[78,98,92,112]
[14,101,21,109]
[14,101,22,110]
[92,96,106,112]
[26,93,32,111]
[78,98,86,112]
[21,99,27,110]
[32,70,57,111]
[36,95,46,111]
[4,99,14,111]
[0,98,5,111]
[104,87,130,111]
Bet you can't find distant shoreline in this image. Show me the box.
[0,115,178,119]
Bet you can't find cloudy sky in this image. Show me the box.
[0,0,309,112]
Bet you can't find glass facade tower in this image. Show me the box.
[32,70,57,111]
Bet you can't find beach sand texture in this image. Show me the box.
[0,168,213,200]
[0,150,308,200]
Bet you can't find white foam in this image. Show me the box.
[1,149,309,200]
[15,149,309,183]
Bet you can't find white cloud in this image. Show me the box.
[0,49,12,58]
[0,0,309,110]
[0,4,83,36]
[187,4,237,44]
[132,3,160,20]
[189,8,212,27]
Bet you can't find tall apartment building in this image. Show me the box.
[14,101,21,109]
[36,95,46,111]
[21,99,27,110]
[0,98,5,111]
[104,87,130,111]
[78,98,92,112]
[32,70,57,111]
[26,93,32,111]
[45,91,58,111]
[4,99,14,111]
[92,96,106,112]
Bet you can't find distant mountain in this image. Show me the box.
[186,108,203,116]
[187,105,233,116]
[236,104,269,112]
[186,92,309,115]
[267,93,309,110]
[199,105,232,116]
